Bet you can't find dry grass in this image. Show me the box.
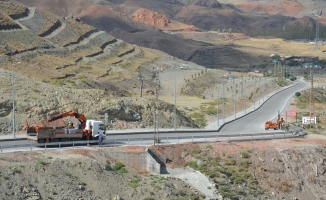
[0,12,17,26]
[40,11,58,35]
[0,2,26,17]
[117,44,134,57]
[232,38,326,59]
[6,40,34,52]
[66,18,96,36]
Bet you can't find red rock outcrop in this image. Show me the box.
[132,8,170,28]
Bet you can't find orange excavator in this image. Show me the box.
[265,121,277,130]
[26,111,106,143]
[265,113,289,130]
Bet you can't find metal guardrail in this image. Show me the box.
[0,131,300,154]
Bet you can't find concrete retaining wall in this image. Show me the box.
[146,148,162,174]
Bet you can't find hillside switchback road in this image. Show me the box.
[219,78,309,133]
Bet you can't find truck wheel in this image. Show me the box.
[274,128,277,130]
[265,128,268,130]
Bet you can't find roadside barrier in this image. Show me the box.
[0,131,300,154]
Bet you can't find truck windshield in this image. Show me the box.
[99,124,106,131]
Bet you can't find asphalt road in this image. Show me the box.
[220,78,309,132]
[0,78,308,147]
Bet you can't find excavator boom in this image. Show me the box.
[47,110,86,129]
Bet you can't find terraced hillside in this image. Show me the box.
[0,2,204,133]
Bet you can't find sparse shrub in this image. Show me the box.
[31,88,39,93]
[38,160,46,165]
[184,161,197,169]
[64,171,71,176]
[198,163,207,172]
[192,149,202,154]
[295,92,301,97]
[225,159,236,165]
[118,167,128,175]
[128,177,141,188]
[240,160,251,168]
[3,175,9,180]
[241,151,250,158]
[113,162,125,170]
[51,190,57,195]
[48,156,53,159]
[80,182,86,186]
[178,190,187,196]
[13,167,21,174]
[277,158,283,162]
[105,162,111,170]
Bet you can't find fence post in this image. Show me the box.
[73,141,74,148]
[263,133,264,138]
[252,134,253,140]
[87,140,89,147]
[59,142,61,149]
[217,135,218,142]
[192,136,193,142]
[0,146,2,154]
[128,139,129,145]
[205,136,206,142]
[45,143,46,150]
[30,144,32,151]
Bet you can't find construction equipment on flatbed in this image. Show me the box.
[26,111,106,143]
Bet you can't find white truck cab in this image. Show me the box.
[84,120,106,139]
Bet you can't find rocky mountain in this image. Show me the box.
[5,0,326,67]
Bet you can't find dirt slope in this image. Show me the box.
[0,148,204,200]
[151,136,326,199]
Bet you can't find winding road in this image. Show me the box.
[0,78,308,147]
[220,78,309,133]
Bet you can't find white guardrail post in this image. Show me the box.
[0,146,2,153]
[30,144,32,151]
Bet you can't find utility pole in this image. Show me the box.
[174,67,177,130]
[138,76,145,97]
[265,77,267,99]
[12,62,21,139]
[216,83,219,127]
[223,80,225,123]
[254,77,256,109]
[233,78,236,119]
[258,78,261,106]
[310,68,314,128]
[153,67,162,146]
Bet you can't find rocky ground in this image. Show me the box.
[0,147,204,200]
[0,134,325,200]
[151,134,326,199]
